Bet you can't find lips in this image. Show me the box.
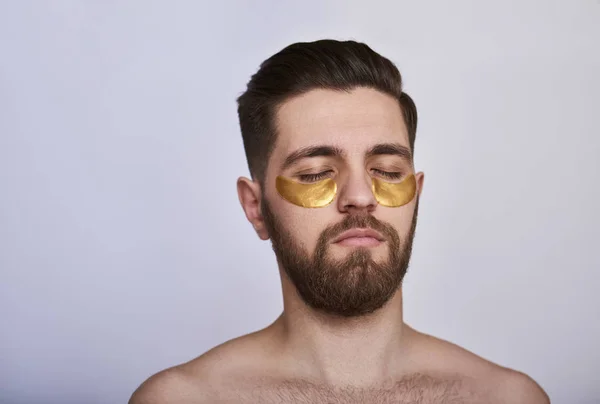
[332,228,385,244]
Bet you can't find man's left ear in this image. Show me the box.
[237,177,270,240]
[415,172,425,198]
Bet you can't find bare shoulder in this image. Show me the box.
[128,364,210,404]
[405,326,549,402]
[492,368,550,404]
[129,329,275,404]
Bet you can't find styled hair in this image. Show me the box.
[237,39,417,183]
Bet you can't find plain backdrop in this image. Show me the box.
[1,1,599,403]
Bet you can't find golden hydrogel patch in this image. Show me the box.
[275,173,417,208]
[372,173,417,207]
[275,176,337,208]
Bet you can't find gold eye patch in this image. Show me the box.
[371,174,417,207]
[275,176,337,208]
[275,173,417,208]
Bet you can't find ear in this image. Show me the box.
[237,177,270,240]
[415,171,425,198]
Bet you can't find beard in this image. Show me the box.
[261,199,419,318]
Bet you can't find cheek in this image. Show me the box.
[272,197,336,251]
[378,203,417,238]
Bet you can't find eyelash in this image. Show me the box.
[298,169,402,182]
[298,170,334,182]
[372,169,403,180]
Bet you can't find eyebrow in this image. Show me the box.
[281,142,413,170]
[281,145,345,170]
[366,143,413,161]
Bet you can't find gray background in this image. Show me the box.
[1,1,599,403]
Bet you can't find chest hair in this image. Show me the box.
[217,373,486,404]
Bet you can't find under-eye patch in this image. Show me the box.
[275,173,416,208]
[371,174,417,207]
[275,176,337,208]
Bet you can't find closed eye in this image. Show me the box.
[372,169,403,180]
[297,170,334,183]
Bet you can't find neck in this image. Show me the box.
[270,276,411,387]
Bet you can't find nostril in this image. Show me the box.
[344,203,377,214]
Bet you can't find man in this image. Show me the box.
[130,40,549,403]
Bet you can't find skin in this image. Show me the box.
[130,88,550,403]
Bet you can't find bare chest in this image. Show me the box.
[214,374,487,404]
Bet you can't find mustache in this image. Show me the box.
[321,213,397,242]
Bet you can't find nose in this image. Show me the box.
[337,170,378,214]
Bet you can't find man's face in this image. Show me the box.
[259,87,423,317]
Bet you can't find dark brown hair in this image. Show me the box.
[237,39,417,183]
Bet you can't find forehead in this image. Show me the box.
[273,87,409,158]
